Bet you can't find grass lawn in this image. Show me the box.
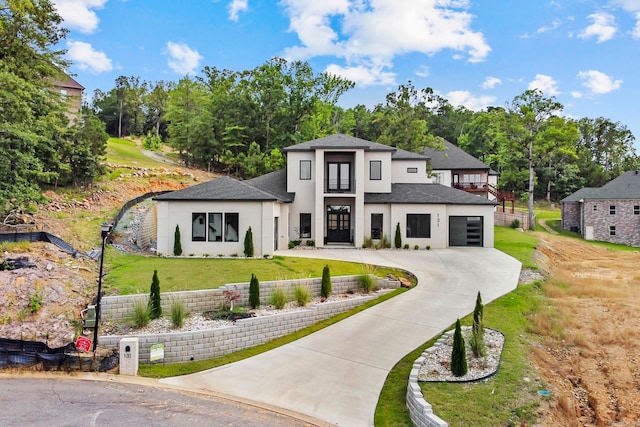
[106,137,167,168]
[374,226,543,426]
[105,251,405,295]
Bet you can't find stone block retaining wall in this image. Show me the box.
[99,275,400,364]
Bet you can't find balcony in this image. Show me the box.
[452,181,488,193]
[325,178,356,194]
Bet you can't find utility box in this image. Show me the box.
[119,337,139,376]
[81,305,96,328]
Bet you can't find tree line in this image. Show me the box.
[2,0,638,218]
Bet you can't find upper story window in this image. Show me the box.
[463,173,482,184]
[328,162,351,191]
[634,205,639,215]
[60,89,67,100]
[610,205,616,215]
[407,167,418,174]
[300,160,311,180]
[370,161,381,180]
[431,172,443,184]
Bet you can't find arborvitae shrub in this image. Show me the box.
[148,270,162,320]
[451,318,468,377]
[471,291,486,357]
[249,274,260,309]
[244,227,254,257]
[395,222,402,249]
[173,225,182,256]
[321,264,332,298]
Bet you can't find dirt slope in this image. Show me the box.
[532,233,640,426]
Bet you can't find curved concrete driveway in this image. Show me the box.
[161,248,521,426]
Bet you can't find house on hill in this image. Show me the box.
[154,134,497,257]
[49,73,84,124]
[561,170,640,247]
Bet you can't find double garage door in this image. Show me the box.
[449,216,483,247]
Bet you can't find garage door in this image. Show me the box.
[449,216,483,247]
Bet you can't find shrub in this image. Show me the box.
[170,300,187,328]
[244,227,254,257]
[363,236,373,248]
[173,225,182,256]
[394,222,402,248]
[414,244,420,250]
[222,287,241,311]
[249,274,260,309]
[380,234,390,249]
[471,291,486,357]
[288,242,296,249]
[29,291,43,313]
[131,300,150,328]
[403,244,410,249]
[148,270,162,320]
[293,285,310,307]
[451,319,468,376]
[321,264,332,298]
[269,287,288,309]
[511,218,521,229]
[426,245,431,250]
[358,274,375,293]
[306,239,315,247]
[143,131,162,150]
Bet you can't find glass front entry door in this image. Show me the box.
[326,205,351,243]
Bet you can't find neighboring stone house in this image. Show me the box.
[561,170,640,247]
[154,134,497,257]
[50,73,84,124]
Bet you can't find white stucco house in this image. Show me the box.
[154,134,497,257]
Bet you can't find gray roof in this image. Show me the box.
[365,183,497,205]
[283,134,429,160]
[154,175,292,202]
[562,170,640,202]
[245,169,294,202]
[423,140,490,171]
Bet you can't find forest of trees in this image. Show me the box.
[2,0,639,217]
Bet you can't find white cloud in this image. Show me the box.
[325,62,395,87]
[482,76,502,89]
[611,0,640,12]
[165,42,203,75]
[577,70,622,94]
[522,19,561,38]
[528,74,561,96]
[52,0,107,34]
[445,90,497,111]
[414,65,430,78]
[66,40,112,73]
[578,12,617,42]
[280,0,490,87]
[634,12,640,38]
[571,91,583,98]
[228,0,248,22]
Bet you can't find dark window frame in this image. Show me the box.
[327,162,351,191]
[207,213,223,242]
[406,214,431,238]
[610,225,616,236]
[634,205,640,215]
[300,213,311,238]
[371,213,383,239]
[192,212,206,242]
[370,160,382,180]
[610,205,616,215]
[224,213,239,242]
[407,167,418,174]
[300,160,311,180]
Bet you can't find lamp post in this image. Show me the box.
[92,222,113,352]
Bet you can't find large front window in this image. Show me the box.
[207,213,222,241]
[328,162,351,191]
[193,212,238,242]
[406,214,431,238]
[192,213,206,241]
[224,213,239,242]
[371,213,383,239]
[300,213,311,238]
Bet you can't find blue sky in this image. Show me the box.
[55,0,640,146]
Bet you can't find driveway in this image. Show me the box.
[161,248,521,426]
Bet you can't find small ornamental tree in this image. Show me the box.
[321,264,332,298]
[249,274,260,309]
[148,270,162,320]
[173,225,183,256]
[395,222,402,249]
[451,318,468,377]
[244,226,254,257]
[471,291,486,357]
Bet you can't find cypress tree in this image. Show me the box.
[394,222,402,249]
[244,226,254,257]
[321,264,332,298]
[249,274,260,309]
[148,269,162,319]
[473,291,484,337]
[173,225,182,256]
[451,318,468,377]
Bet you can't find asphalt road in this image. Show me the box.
[0,377,319,427]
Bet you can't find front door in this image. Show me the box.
[326,206,351,243]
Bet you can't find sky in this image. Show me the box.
[54,0,640,146]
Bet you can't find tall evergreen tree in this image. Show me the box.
[173,225,182,256]
[321,265,332,298]
[148,270,162,319]
[394,223,402,249]
[249,274,260,309]
[451,318,468,377]
[244,226,254,257]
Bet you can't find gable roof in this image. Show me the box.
[50,73,84,90]
[562,170,640,202]
[154,175,293,203]
[423,140,490,170]
[245,169,294,202]
[283,134,428,160]
[365,183,497,205]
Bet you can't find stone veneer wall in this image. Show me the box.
[99,275,400,364]
[582,199,640,246]
[561,201,581,232]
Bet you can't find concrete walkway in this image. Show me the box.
[161,248,521,426]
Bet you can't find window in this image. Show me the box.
[300,213,311,238]
[300,160,311,180]
[192,213,206,241]
[371,214,383,239]
[60,89,67,100]
[407,167,418,174]
[370,160,381,180]
[406,214,431,238]
[328,162,351,191]
[610,225,616,236]
[610,205,616,215]
[463,173,482,184]
[593,205,597,212]
[224,213,239,242]
[431,172,443,184]
[207,213,222,242]
[635,205,639,215]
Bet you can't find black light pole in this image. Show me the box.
[92,222,113,352]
